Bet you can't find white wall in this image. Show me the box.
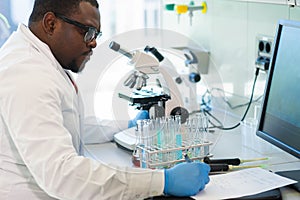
[161,0,300,115]
[83,0,300,119]
[4,0,300,119]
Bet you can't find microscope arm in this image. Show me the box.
[157,59,184,116]
[128,49,185,116]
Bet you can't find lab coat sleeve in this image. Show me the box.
[0,68,164,200]
[82,116,128,144]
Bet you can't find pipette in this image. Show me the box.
[209,163,268,172]
[203,156,268,166]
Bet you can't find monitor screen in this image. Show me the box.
[257,19,300,159]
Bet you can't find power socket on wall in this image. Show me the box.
[255,35,273,71]
[287,0,297,6]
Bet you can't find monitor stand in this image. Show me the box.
[276,170,300,192]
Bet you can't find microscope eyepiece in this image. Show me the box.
[109,41,133,59]
[109,41,120,51]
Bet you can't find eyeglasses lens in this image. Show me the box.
[84,28,100,43]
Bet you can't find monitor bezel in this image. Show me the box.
[256,19,300,159]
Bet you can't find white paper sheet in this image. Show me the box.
[192,168,297,200]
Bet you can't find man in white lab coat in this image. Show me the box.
[0,0,210,199]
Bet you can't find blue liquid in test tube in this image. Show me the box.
[175,115,182,160]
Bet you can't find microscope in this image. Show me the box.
[109,41,208,151]
[109,41,193,123]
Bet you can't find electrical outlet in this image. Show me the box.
[287,0,296,6]
[255,35,273,71]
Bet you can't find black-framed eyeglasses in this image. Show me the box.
[54,13,102,43]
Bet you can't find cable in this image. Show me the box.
[204,88,262,110]
[190,68,261,131]
[200,89,212,111]
[223,95,262,110]
[203,110,224,129]
[219,68,260,130]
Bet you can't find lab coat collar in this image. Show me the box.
[18,23,66,76]
[18,23,75,89]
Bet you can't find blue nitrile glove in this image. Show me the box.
[128,110,150,128]
[164,162,210,197]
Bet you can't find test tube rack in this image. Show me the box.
[134,114,213,169]
[136,141,213,169]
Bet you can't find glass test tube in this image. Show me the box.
[175,115,183,160]
[184,118,192,146]
[192,116,201,157]
[202,114,210,156]
[162,117,169,162]
[136,120,146,168]
[155,117,163,164]
[147,119,157,163]
[168,116,176,162]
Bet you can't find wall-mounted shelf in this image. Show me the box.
[229,0,298,6]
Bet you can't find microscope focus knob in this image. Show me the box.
[175,77,183,84]
[170,106,189,124]
[189,72,201,83]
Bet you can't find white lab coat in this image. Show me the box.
[0,24,164,200]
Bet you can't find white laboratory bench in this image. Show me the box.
[84,112,300,200]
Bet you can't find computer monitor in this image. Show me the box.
[257,19,300,158]
[256,19,300,191]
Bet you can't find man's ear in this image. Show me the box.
[42,12,57,36]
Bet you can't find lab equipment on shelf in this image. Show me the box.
[165,1,207,25]
[133,113,213,169]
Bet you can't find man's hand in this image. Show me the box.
[128,110,149,128]
[164,162,210,196]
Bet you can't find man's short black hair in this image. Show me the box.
[29,0,99,23]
